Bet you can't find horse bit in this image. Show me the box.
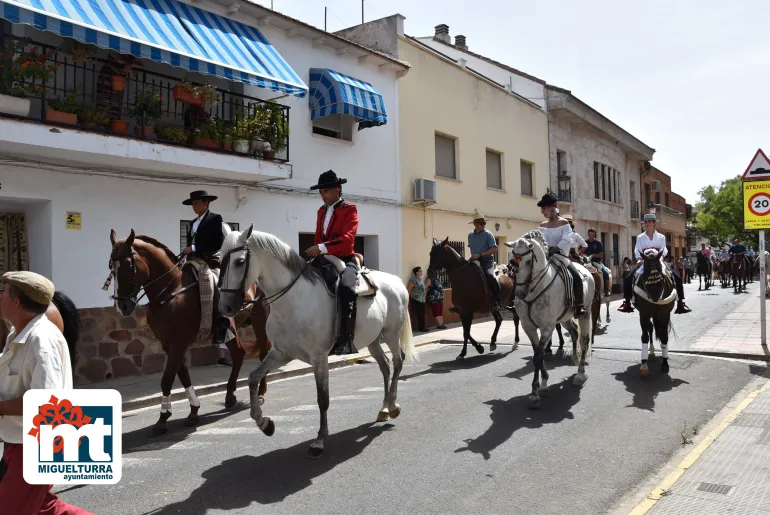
[104,249,186,307]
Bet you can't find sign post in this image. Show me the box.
[742,149,770,346]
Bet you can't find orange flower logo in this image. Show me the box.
[28,395,93,453]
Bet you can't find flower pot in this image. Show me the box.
[134,125,154,138]
[192,137,219,150]
[263,150,276,160]
[45,109,78,125]
[172,86,204,106]
[233,139,250,153]
[81,122,103,131]
[112,75,127,92]
[110,119,129,134]
[0,94,31,117]
[222,142,232,151]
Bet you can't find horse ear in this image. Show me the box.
[442,237,449,246]
[244,223,254,241]
[110,229,117,247]
[125,229,135,247]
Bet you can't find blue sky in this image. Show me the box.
[257,0,770,204]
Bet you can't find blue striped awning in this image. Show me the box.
[0,0,307,98]
[308,68,387,129]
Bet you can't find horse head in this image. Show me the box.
[505,232,547,296]
[108,228,146,316]
[427,237,463,279]
[640,248,670,302]
[219,223,254,318]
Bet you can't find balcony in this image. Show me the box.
[647,203,686,235]
[631,200,640,219]
[557,189,572,203]
[0,33,292,182]
[650,203,685,219]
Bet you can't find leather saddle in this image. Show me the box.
[318,254,378,298]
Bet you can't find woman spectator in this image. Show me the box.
[407,267,430,333]
[427,276,447,330]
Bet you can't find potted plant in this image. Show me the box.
[231,118,252,153]
[217,120,233,151]
[46,89,81,125]
[261,103,289,160]
[77,106,110,130]
[190,118,220,149]
[130,88,162,137]
[0,41,57,117]
[172,81,219,106]
[155,124,189,144]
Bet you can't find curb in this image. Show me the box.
[121,338,440,412]
[590,346,770,363]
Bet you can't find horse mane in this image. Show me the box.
[523,229,548,251]
[135,235,179,263]
[248,232,322,284]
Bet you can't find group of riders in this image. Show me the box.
[184,173,761,359]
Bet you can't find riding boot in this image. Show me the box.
[673,274,692,314]
[567,263,588,318]
[330,300,358,356]
[618,272,635,312]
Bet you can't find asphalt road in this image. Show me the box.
[57,343,764,515]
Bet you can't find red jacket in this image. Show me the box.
[314,200,358,257]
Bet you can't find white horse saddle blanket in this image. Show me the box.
[322,255,378,298]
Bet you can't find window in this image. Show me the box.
[665,193,670,207]
[655,191,661,205]
[435,133,457,179]
[593,161,621,204]
[180,220,239,252]
[520,160,533,196]
[312,114,354,142]
[630,180,636,201]
[594,162,600,199]
[631,236,637,257]
[486,149,502,190]
[612,233,619,266]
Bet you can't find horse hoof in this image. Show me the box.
[456,354,466,360]
[389,406,401,419]
[307,446,324,460]
[528,395,541,409]
[573,374,587,387]
[260,418,275,437]
[150,426,168,437]
[490,343,497,352]
[183,416,199,427]
[224,395,237,410]
[661,360,670,374]
[538,388,550,397]
[640,368,649,378]
[515,337,520,343]
[474,345,485,355]
[376,410,390,422]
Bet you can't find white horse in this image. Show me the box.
[505,230,595,407]
[217,225,416,459]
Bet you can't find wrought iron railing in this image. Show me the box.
[651,203,685,219]
[0,31,290,162]
[558,188,571,203]
[434,240,465,288]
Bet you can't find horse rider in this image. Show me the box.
[748,246,756,259]
[468,214,503,312]
[700,243,712,259]
[720,246,730,262]
[729,239,747,271]
[618,213,691,314]
[181,190,230,346]
[304,170,360,356]
[537,193,587,318]
[585,228,612,297]
[562,214,587,261]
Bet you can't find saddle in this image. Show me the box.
[184,257,235,343]
[319,254,378,298]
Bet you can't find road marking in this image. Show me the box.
[628,377,770,514]
[283,405,317,411]
[358,387,383,392]
[196,427,257,435]
[239,414,300,423]
[329,395,375,401]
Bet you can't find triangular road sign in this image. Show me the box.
[742,148,770,180]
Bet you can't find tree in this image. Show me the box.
[696,176,758,248]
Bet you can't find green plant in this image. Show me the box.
[48,89,81,113]
[131,88,163,124]
[155,124,189,144]
[260,102,289,153]
[179,81,219,105]
[77,106,109,126]
[0,41,59,98]
[192,118,219,140]
[214,119,232,143]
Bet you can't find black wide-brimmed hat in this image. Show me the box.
[536,192,559,208]
[310,170,347,191]
[183,190,218,205]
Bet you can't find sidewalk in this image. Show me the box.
[86,325,453,411]
[635,375,770,515]
[689,291,770,361]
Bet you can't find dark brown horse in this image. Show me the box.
[731,255,748,293]
[634,249,675,378]
[427,237,514,359]
[109,229,270,436]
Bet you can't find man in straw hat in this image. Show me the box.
[618,213,691,314]
[468,215,503,312]
[305,170,361,355]
[182,190,232,351]
[0,271,93,514]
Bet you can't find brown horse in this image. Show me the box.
[109,229,270,436]
[427,237,514,359]
[731,255,748,294]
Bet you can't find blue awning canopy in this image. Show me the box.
[308,68,387,129]
[0,0,308,98]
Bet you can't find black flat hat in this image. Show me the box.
[183,190,218,205]
[536,192,558,208]
[310,170,347,190]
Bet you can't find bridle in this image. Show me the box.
[219,244,311,313]
[509,245,558,307]
[106,247,184,307]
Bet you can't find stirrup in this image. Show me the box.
[573,305,588,318]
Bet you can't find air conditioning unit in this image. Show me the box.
[414,178,437,205]
[651,180,661,191]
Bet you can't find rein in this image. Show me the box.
[510,247,558,308]
[105,248,186,307]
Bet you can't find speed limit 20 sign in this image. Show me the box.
[744,180,770,229]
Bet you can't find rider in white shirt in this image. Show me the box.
[618,213,691,314]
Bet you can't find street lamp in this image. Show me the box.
[558,170,571,203]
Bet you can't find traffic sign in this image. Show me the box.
[742,148,770,180]
[744,180,770,229]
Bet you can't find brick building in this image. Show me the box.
[640,167,688,261]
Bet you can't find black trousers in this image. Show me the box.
[312,255,357,319]
[623,269,685,302]
[412,300,427,330]
[479,259,501,301]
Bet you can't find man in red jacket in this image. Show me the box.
[305,170,360,355]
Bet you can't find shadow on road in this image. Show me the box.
[454,376,582,460]
[399,347,514,382]
[504,353,575,381]
[143,422,393,514]
[612,363,689,412]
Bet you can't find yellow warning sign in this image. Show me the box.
[66,211,81,230]
[744,180,770,229]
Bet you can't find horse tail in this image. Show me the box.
[399,310,418,364]
[52,291,82,368]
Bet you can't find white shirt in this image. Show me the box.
[0,314,73,443]
[634,230,668,276]
[541,224,573,256]
[318,199,342,255]
[190,211,209,252]
[569,231,587,249]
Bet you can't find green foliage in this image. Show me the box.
[155,125,189,144]
[77,106,109,126]
[130,88,162,123]
[48,89,81,113]
[696,176,758,247]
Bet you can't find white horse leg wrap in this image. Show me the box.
[661,345,669,359]
[161,395,171,413]
[186,386,200,408]
[641,343,649,361]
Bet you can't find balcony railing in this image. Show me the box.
[650,203,685,219]
[0,32,290,162]
[557,189,571,203]
[631,200,640,219]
